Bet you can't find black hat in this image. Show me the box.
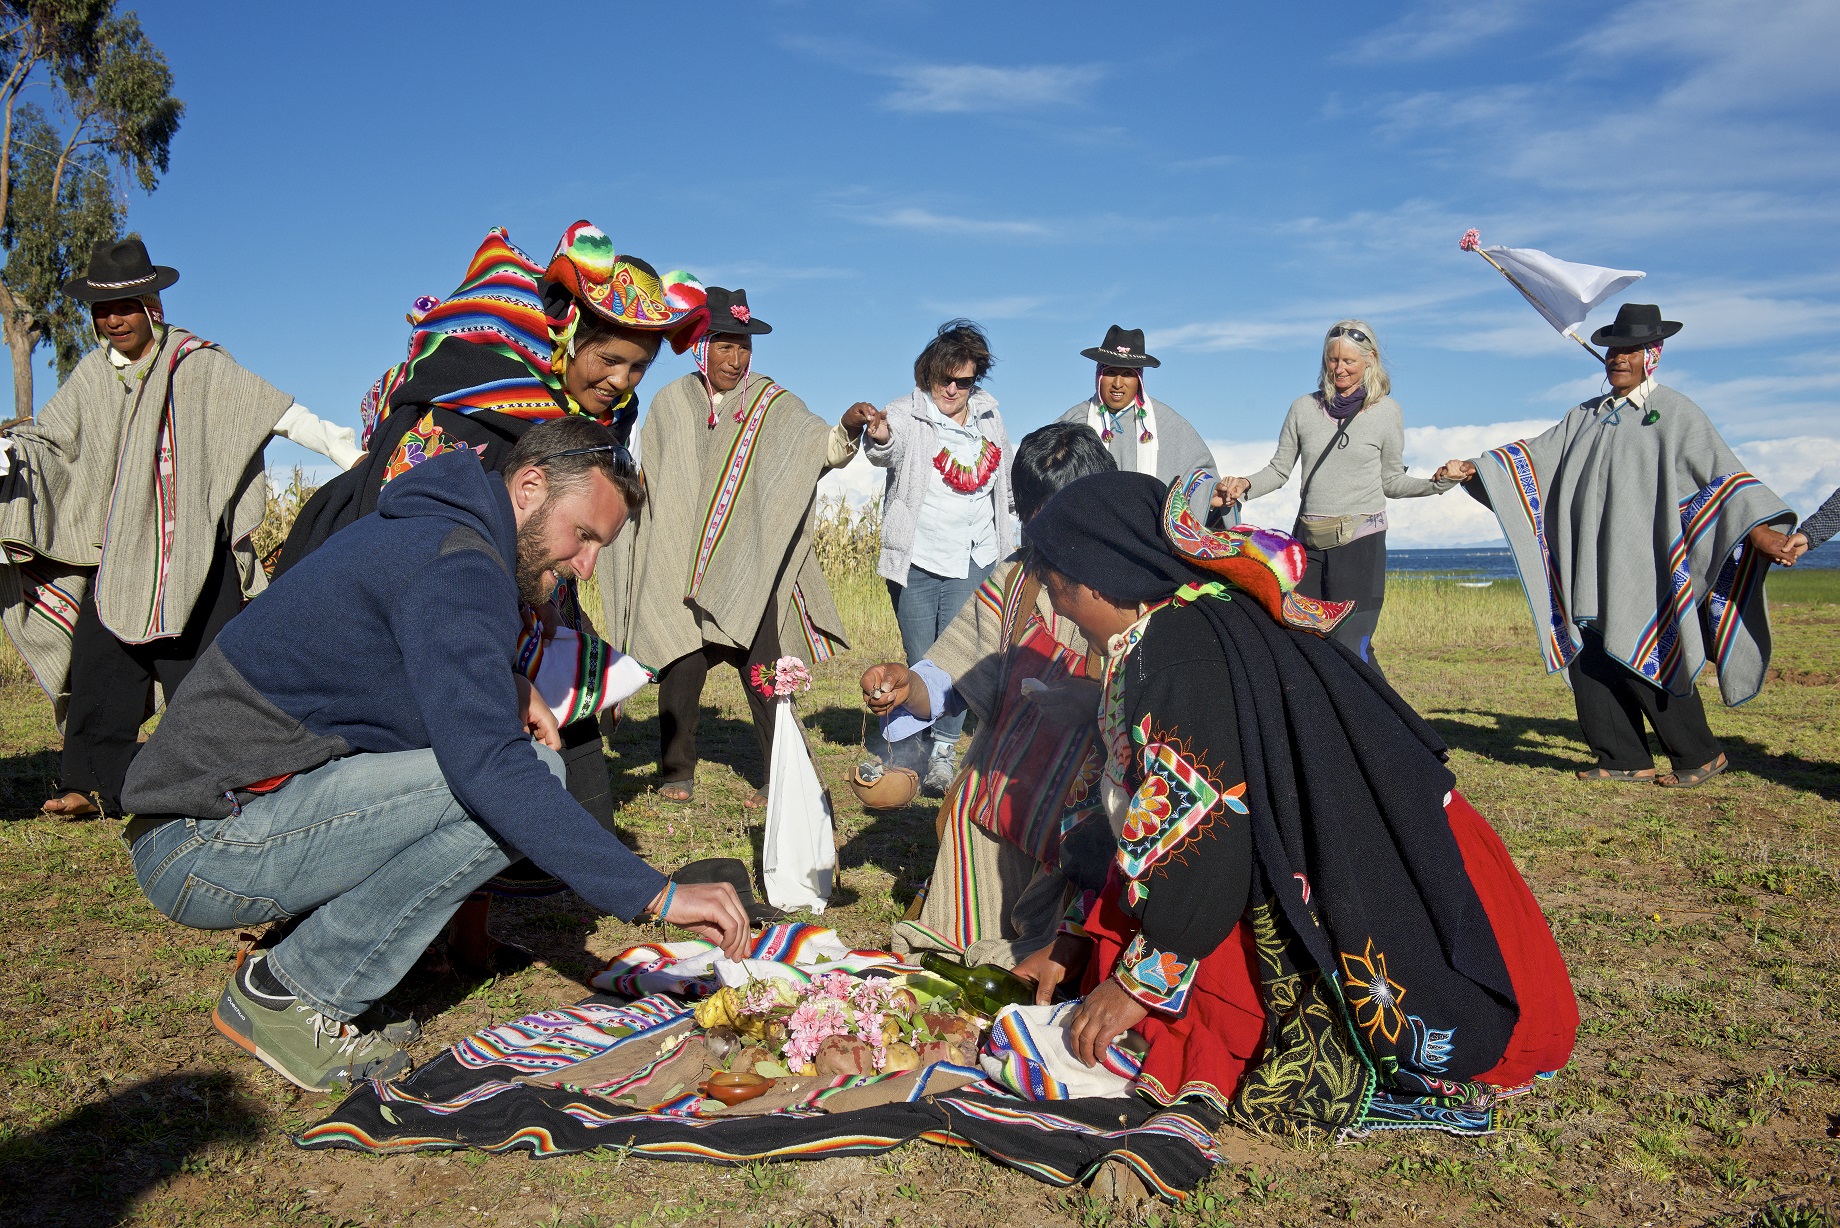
[1080,324,1159,368]
[62,237,179,303]
[1590,303,1681,349]
[703,286,772,336]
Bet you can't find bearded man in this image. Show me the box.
[119,417,748,1092]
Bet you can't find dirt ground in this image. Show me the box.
[1,575,1836,1227]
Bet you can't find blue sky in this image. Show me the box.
[60,0,1840,545]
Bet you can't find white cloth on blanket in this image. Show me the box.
[979,1001,1143,1101]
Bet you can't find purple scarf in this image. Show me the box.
[1319,386,1367,422]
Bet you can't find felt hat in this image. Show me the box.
[1080,324,1160,369]
[1589,303,1681,349]
[63,238,179,302]
[542,220,709,353]
[703,287,772,336]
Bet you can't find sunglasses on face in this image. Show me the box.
[1328,327,1370,345]
[936,376,978,392]
[531,442,636,471]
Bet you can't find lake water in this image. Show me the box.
[1387,539,1840,579]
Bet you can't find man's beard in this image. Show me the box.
[514,503,574,604]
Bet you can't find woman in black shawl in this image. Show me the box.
[1014,471,1578,1135]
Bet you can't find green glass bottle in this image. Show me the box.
[919,952,1033,1016]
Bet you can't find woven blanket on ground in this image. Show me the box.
[601,371,844,669]
[296,993,1224,1203]
[1476,384,1792,704]
[0,330,292,723]
[589,922,913,999]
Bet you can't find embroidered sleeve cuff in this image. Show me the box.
[1113,932,1198,1017]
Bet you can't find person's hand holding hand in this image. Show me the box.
[1747,524,1797,567]
[515,674,562,750]
[1022,677,1103,727]
[1014,932,1094,1006]
[1211,476,1250,509]
[863,409,892,445]
[1783,531,1810,567]
[652,881,751,960]
[840,401,877,438]
[1065,977,1149,1068]
[1437,459,1477,482]
[860,662,919,717]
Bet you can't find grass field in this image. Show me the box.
[1,532,1836,1227]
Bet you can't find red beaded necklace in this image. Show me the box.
[932,438,1001,494]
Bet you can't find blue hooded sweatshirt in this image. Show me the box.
[121,450,666,919]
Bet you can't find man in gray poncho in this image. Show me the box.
[1457,304,1798,789]
[602,287,872,803]
[0,238,361,817]
[1055,325,1215,484]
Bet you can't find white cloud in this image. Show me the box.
[921,294,1046,320]
[817,450,885,510]
[1344,0,1532,63]
[880,63,1104,114]
[840,205,1053,239]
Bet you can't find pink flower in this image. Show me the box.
[730,304,752,323]
[1459,228,1481,252]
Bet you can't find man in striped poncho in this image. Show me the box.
[601,287,872,805]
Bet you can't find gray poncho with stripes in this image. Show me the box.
[0,329,292,724]
[1474,383,1793,706]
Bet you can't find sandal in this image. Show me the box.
[1575,766,1658,783]
[1657,752,1728,789]
[741,788,768,811]
[656,779,695,803]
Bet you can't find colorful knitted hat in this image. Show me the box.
[542,220,709,354]
[1160,471,1352,635]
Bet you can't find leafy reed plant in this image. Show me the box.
[811,497,902,659]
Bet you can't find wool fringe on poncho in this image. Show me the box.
[601,371,846,669]
[0,330,292,724]
[1477,384,1793,705]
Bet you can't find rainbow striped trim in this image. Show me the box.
[790,582,834,664]
[1487,442,1577,671]
[16,562,80,638]
[686,380,788,599]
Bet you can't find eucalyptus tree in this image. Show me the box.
[0,1,182,420]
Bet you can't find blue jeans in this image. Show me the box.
[129,745,562,1021]
[887,560,993,751]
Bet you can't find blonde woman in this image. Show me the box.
[1214,320,1467,672]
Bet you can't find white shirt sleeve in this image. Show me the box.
[273,403,363,470]
[0,436,12,478]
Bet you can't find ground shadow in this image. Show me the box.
[0,747,60,818]
[0,1070,261,1228]
[806,704,875,751]
[836,798,942,912]
[604,709,766,790]
[1430,708,1840,802]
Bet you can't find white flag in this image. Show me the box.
[1478,244,1644,339]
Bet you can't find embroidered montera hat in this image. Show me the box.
[1589,302,1681,349]
[542,220,708,354]
[63,237,179,302]
[1080,324,1160,369]
[703,287,772,336]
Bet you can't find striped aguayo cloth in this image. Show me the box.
[600,371,846,668]
[297,992,1224,1203]
[0,330,291,724]
[1476,384,1793,705]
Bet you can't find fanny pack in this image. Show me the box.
[1294,514,1365,551]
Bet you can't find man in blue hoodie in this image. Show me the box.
[121,416,749,1091]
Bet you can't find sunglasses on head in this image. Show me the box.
[936,375,979,392]
[1328,326,1370,345]
[531,442,635,471]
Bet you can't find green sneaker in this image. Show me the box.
[212,957,411,1091]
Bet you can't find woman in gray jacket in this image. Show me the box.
[1215,320,1468,673]
[863,319,1013,794]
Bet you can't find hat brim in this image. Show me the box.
[1589,320,1682,348]
[1081,347,1160,368]
[705,317,773,337]
[64,266,179,303]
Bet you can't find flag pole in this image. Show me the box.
[1470,247,1607,363]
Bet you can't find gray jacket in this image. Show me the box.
[865,387,1013,584]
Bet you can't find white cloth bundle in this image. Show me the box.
[762,700,836,913]
[524,626,652,725]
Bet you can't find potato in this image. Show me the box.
[883,1042,922,1072]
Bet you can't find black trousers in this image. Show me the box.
[655,612,780,786]
[60,545,244,813]
[1299,530,1387,674]
[1567,631,1722,772]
